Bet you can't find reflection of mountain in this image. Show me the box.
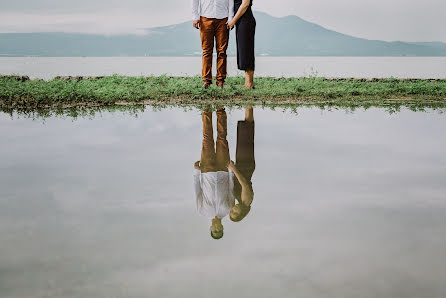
[1,11,446,57]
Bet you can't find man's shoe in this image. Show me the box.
[203,83,211,89]
[216,82,224,89]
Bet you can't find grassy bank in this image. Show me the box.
[1,75,446,111]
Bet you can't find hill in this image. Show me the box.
[0,12,445,57]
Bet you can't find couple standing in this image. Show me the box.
[194,107,255,239]
[191,0,256,89]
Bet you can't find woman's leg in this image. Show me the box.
[245,105,254,122]
[245,70,255,88]
[233,107,255,201]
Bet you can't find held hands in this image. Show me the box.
[195,160,235,170]
[193,20,200,29]
[227,20,235,30]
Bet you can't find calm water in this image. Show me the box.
[1,57,446,80]
[1,106,446,298]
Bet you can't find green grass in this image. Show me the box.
[1,75,446,112]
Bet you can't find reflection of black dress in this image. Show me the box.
[233,120,255,203]
[234,0,256,71]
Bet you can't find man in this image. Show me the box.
[191,0,234,88]
[194,108,235,239]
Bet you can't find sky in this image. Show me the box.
[0,0,445,42]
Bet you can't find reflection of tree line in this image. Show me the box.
[194,106,255,239]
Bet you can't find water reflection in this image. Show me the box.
[230,106,255,222]
[1,106,446,297]
[195,106,255,239]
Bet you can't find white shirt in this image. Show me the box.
[191,0,234,21]
[194,169,235,219]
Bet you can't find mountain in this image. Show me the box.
[1,11,445,57]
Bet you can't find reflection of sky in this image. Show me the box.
[0,107,445,298]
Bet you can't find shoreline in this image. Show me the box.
[1,75,446,112]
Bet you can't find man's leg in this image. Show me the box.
[200,110,216,173]
[215,18,229,86]
[216,108,230,171]
[200,17,215,86]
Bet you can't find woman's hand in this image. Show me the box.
[227,160,236,171]
[229,0,250,30]
[194,161,201,170]
[227,20,235,30]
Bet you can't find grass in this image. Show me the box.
[1,75,446,113]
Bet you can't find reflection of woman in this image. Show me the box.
[227,0,256,88]
[229,106,255,222]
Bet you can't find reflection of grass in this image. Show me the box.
[1,75,446,112]
[4,103,445,121]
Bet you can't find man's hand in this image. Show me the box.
[193,20,200,29]
[227,20,235,30]
[228,160,236,171]
[194,161,201,170]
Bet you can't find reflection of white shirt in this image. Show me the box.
[194,169,235,219]
[191,0,234,21]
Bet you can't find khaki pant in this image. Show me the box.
[200,108,229,173]
[200,17,229,85]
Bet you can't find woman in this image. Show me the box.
[228,106,255,222]
[227,0,256,89]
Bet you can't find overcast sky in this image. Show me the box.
[0,0,445,42]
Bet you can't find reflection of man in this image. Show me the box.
[229,106,255,222]
[191,0,234,88]
[194,108,235,239]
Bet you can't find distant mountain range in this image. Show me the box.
[1,11,445,57]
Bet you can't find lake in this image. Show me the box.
[1,106,445,298]
[1,57,446,80]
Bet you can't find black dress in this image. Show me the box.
[234,0,256,71]
[233,120,255,203]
